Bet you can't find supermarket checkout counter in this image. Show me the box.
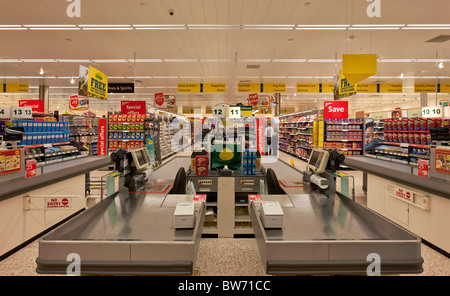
[36,148,205,275]
[250,149,424,275]
[36,148,424,275]
[0,152,110,259]
[344,148,450,255]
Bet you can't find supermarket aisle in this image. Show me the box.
[0,151,449,276]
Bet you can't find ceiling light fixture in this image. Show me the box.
[70,77,75,84]
[39,67,44,75]
[439,62,444,69]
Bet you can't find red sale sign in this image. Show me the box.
[26,159,37,178]
[121,101,146,115]
[257,119,265,155]
[19,100,44,113]
[249,93,259,106]
[69,95,89,111]
[324,101,348,119]
[98,119,107,156]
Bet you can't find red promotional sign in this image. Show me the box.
[257,119,265,155]
[98,119,107,156]
[26,159,37,178]
[121,101,146,115]
[324,101,349,119]
[154,93,164,106]
[418,159,429,178]
[19,100,44,113]
[249,93,259,106]
[193,195,206,202]
[0,149,21,176]
[69,95,89,111]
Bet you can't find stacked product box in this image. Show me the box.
[384,118,444,145]
[195,154,209,176]
[242,149,257,175]
[13,120,70,146]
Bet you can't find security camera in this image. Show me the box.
[168,9,175,16]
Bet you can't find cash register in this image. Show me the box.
[111,147,153,193]
[302,148,345,193]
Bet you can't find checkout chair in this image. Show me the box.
[265,168,284,195]
[170,167,187,194]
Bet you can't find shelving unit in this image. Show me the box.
[159,117,175,159]
[278,113,319,161]
[364,118,447,167]
[107,113,145,152]
[323,118,363,156]
[66,116,99,156]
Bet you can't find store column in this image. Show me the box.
[420,93,428,108]
[39,85,50,114]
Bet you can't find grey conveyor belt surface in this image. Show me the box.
[36,178,205,275]
[251,185,424,275]
[152,156,191,179]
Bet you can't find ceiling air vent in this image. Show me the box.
[246,64,261,69]
[426,35,450,43]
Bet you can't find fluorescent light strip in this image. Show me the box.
[238,59,271,62]
[349,27,400,30]
[78,24,131,27]
[92,59,128,63]
[188,24,240,29]
[272,59,308,62]
[295,27,346,30]
[351,24,404,27]
[402,27,450,30]
[129,59,164,62]
[406,24,450,27]
[24,24,77,27]
[21,59,56,62]
[82,27,133,30]
[29,27,81,30]
[163,59,198,62]
[296,25,349,27]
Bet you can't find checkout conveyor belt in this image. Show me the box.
[36,156,423,275]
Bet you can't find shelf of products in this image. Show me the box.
[279,114,318,161]
[108,113,146,151]
[364,117,450,168]
[324,118,363,156]
[65,116,99,156]
[159,117,175,159]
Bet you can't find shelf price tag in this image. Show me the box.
[10,106,32,119]
[422,106,443,118]
[0,106,10,120]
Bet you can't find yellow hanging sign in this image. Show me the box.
[238,83,261,93]
[342,54,377,85]
[1,84,29,93]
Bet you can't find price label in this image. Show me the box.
[10,106,33,119]
[228,106,241,119]
[0,106,10,120]
[212,104,227,118]
[422,106,443,118]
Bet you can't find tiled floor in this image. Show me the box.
[0,151,449,276]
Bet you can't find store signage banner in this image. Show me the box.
[19,100,44,113]
[78,65,108,100]
[237,83,286,93]
[154,93,176,109]
[121,100,146,115]
[1,83,29,93]
[108,83,134,94]
[257,119,265,155]
[248,94,271,109]
[435,149,450,175]
[69,95,89,111]
[177,83,226,93]
[415,83,450,93]
[324,101,349,119]
[0,149,22,176]
[238,83,261,93]
[335,70,356,100]
[342,54,377,85]
[98,119,107,156]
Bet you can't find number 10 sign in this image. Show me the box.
[422,106,443,118]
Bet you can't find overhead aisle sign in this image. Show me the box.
[178,83,226,93]
[296,84,335,93]
[238,83,286,93]
[1,84,29,93]
[415,83,450,93]
[78,65,108,100]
